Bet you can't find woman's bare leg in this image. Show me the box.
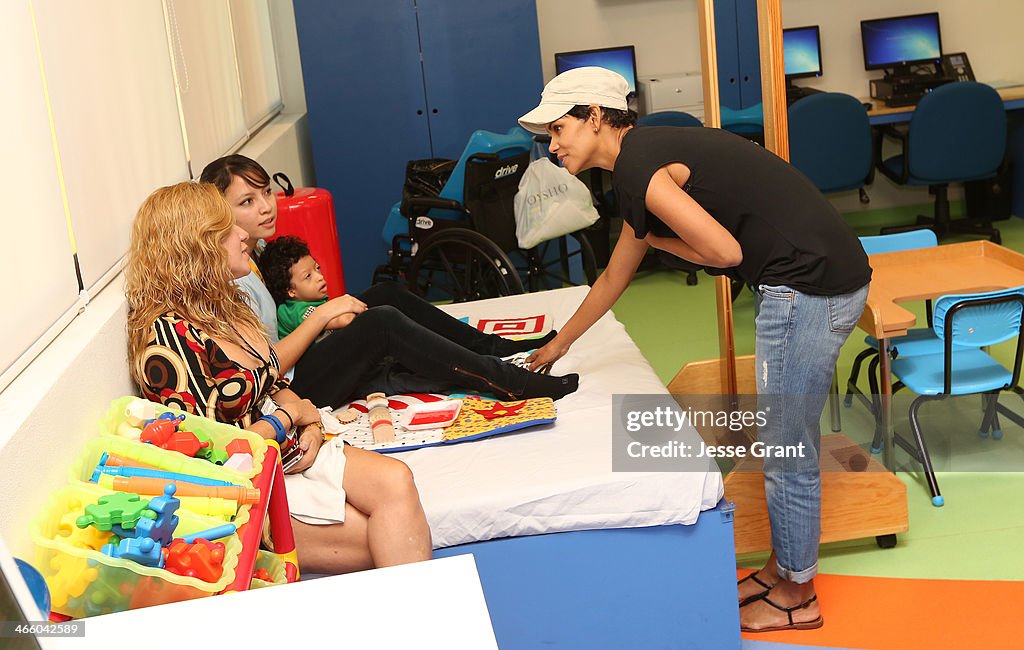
[291,504,373,574]
[738,550,780,602]
[341,445,432,567]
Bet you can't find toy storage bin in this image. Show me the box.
[249,550,289,589]
[97,396,268,478]
[69,436,257,495]
[32,482,247,618]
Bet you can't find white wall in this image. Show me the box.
[536,0,1024,214]
[535,0,703,81]
[0,0,312,559]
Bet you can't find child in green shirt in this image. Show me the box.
[259,236,337,339]
[258,235,576,401]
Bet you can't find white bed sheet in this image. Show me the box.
[394,286,724,549]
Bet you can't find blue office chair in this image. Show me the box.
[878,81,1006,243]
[890,286,1024,506]
[844,231,941,450]
[637,110,702,128]
[720,103,764,144]
[788,93,873,197]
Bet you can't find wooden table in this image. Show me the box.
[861,240,1024,467]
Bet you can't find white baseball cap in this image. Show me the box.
[518,66,630,135]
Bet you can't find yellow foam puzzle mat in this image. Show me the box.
[334,394,556,453]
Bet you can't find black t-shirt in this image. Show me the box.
[613,126,871,295]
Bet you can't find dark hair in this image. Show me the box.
[199,154,271,194]
[566,104,637,129]
[257,235,312,304]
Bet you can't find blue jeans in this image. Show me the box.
[754,282,869,583]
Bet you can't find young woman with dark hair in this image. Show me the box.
[198,155,577,406]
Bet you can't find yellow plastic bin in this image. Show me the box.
[33,482,249,618]
[68,436,259,522]
[249,550,289,589]
[97,396,268,479]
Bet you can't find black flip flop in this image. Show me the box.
[737,572,775,607]
[741,593,824,633]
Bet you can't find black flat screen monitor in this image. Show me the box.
[861,12,942,72]
[554,45,638,99]
[783,26,822,79]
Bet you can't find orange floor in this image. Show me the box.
[739,571,1023,649]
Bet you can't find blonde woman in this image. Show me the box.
[126,182,431,573]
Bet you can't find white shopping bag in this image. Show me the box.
[513,158,600,249]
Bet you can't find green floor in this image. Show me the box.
[610,204,1024,582]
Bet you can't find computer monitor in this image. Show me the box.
[554,45,638,100]
[861,12,942,74]
[783,26,822,80]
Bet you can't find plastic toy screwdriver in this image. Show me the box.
[97,474,261,505]
[91,463,241,487]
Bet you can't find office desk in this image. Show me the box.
[863,83,1024,125]
[859,240,1024,467]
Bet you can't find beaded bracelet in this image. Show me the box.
[259,413,287,445]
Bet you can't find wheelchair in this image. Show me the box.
[374,128,599,303]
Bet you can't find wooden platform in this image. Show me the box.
[669,355,908,555]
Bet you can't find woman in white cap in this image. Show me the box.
[519,66,871,633]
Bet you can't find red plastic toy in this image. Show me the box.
[163,538,226,583]
[225,439,253,457]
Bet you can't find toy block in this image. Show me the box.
[47,554,99,609]
[134,484,179,546]
[103,537,164,568]
[226,439,253,457]
[76,492,153,532]
[163,538,225,582]
[124,400,160,427]
[197,447,229,465]
[111,510,155,539]
[161,429,209,457]
[140,419,180,447]
[224,453,253,473]
[116,422,143,439]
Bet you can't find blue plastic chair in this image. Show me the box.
[878,81,1006,242]
[788,93,873,194]
[720,103,764,142]
[890,286,1024,506]
[845,231,946,450]
[637,110,702,128]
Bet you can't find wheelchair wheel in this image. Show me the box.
[520,230,599,291]
[407,228,524,302]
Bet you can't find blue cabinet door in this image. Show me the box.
[294,0,430,291]
[714,0,742,110]
[416,0,543,159]
[735,0,762,107]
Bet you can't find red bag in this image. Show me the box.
[271,173,346,297]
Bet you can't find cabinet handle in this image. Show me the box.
[432,108,439,114]
[417,110,423,115]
